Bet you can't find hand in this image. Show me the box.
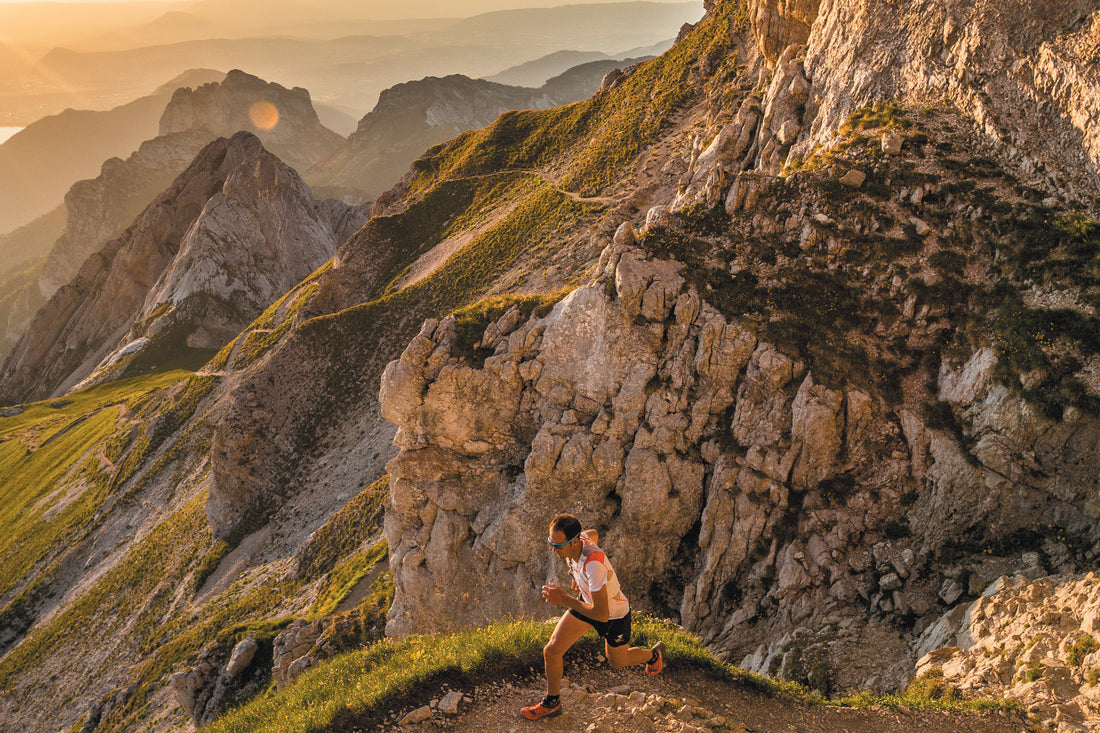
[541,583,567,606]
[571,579,579,593]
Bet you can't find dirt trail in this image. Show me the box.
[367,664,1033,733]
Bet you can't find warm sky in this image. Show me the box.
[0,0,657,3]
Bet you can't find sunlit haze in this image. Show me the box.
[0,0,703,232]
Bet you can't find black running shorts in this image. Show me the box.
[569,608,632,647]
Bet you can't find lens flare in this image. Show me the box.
[249,101,280,131]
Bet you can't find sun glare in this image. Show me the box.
[248,101,280,131]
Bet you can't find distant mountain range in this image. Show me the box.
[484,42,671,86]
[0,2,702,125]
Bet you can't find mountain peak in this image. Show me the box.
[160,70,344,171]
[0,131,366,404]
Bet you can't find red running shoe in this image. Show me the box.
[646,641,665,676]
[521,699,562,720]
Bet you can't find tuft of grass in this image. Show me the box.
[193,540,234,593]
[310,540,389,618]
[450,291,567,366]
[903,667,960,702]
[1066,634,1098,667]
[841,101,912,132]
[1020,662,1046,683]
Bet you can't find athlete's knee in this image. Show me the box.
[544,641,564,660]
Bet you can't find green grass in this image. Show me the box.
[203,612,1019,733]
[204,615,794,733]
[450,291,567,365]
[0,371,190,605]
[296,476,390,582]
[0,492,209,691]
[1067,635,1098,667]
[833,689,1018,713]
[310,540,389,618]
[233,282,321,369]
[12,462,397,730]
[94,472,400,729]
[999,209,1100,290]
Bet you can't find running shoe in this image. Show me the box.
[646,641,665,676]
[520,699,562,720]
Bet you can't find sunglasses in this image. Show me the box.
[546,534,578,547]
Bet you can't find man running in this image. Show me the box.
[521,513,665,721]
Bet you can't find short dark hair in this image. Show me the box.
[549,513,582,541]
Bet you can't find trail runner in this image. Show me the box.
[521,513,665,721]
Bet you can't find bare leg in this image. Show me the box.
[543,611,592,695]
[605,640,656,669]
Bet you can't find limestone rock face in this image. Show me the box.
[916,573,1100,730]
[380,229,1100,683]
[740,0,1100,196]
[749,0,823,64]
[160,70,343,173]
[0,132,364,404]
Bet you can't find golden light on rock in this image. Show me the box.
[248,101,280,131]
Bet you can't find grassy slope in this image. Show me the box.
[0,372,190,614]
[0,416,392,732]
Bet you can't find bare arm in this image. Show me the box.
[583,529,599,545]
[542,583,610,622]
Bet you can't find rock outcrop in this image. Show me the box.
[916,573,1100,731]
[738,0,1100,202]
[0,132,366,404]
[160,70,343,174]
[380,220,1100,691]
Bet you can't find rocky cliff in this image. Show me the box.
[0,131,366,405]
[745,0,1100,200]
[373,0,1100,710]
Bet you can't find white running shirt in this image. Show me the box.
[567,532,629,620]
